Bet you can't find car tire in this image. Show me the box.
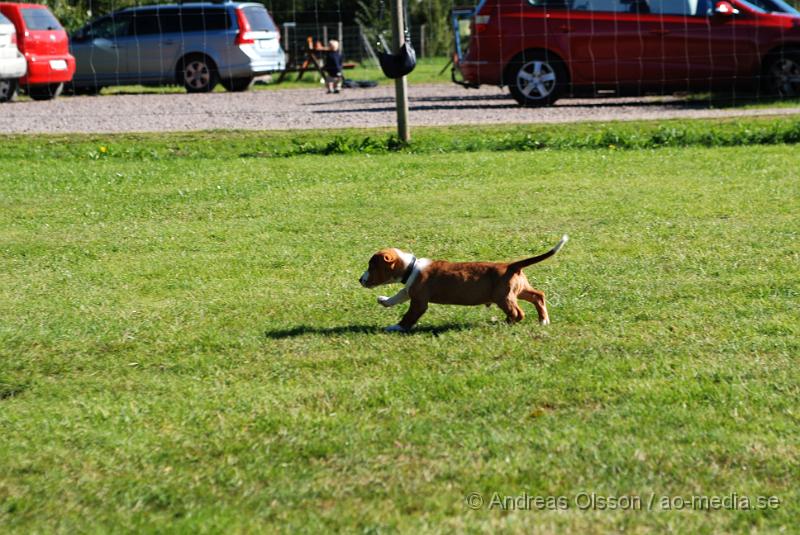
[0,79,19,103]
[506,52,568,107]
[27,83,64,101]
[179,55,218,93]
[221,76,255,92]
[762,50,800,98]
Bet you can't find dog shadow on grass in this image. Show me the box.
[264,322,476,339]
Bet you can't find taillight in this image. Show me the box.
[235,8,254,45]
[474,15,491,33]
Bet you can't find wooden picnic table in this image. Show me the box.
[276,37,356,83]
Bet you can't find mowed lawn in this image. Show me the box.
[0,130,798,533]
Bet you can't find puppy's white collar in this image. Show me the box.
[402,257,431,290]
[400,255,417,284]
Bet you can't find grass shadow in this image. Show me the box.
[0,379,29,400]
[312,91,800,114]
[264,322,478,339]
[684,92,800,109]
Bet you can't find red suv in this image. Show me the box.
[0,2,75,100]
[453,0,800,106]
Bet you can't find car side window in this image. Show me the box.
[156,11,182,34]
[571,0,650,12]
[180,9,231,32]
[644,0,704,15]
[528,0,571,7]
[86,15,131,40]
[131,12,162,36]
[742,0,800,14]
[129,9,231,36]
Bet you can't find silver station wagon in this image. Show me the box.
[69,1,285,94]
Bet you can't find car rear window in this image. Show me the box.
[242,6,277,32]
[21,8,63,31]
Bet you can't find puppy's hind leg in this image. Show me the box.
[519,287,549,325]
[497,297,524,324]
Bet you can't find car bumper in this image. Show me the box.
[247,55,286,75]
[0,53,26,79]
[20,54,76,85]
[218,59,286,78]
[217,46,286,78]
[458,60,502,86]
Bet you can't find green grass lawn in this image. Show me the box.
[1,122,798,533]
[94,57,451,96]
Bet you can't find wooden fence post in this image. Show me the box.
[391,0,410,142]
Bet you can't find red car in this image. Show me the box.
[453,0,800,106]
[0,2,74,100]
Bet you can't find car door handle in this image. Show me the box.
[559,24,571,33]
[649,29,670,35]
[162,40,175,45]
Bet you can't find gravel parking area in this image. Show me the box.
[2,84,800,134]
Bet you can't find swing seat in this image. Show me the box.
[378,42,417,79]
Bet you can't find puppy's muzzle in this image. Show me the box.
[359,271,369,288]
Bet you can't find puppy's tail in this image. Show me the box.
[507,235,568,273]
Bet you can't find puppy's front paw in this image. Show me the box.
[540,318,550,326]
[377,296,392,307]
[384,324,407,333]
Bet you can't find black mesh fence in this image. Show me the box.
[281,23,440,64]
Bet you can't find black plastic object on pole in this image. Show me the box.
[376,0,416,79]
[379,42,416,79]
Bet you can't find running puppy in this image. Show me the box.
[359,235,568,332]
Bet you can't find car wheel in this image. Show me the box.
[221,76,255,92]
[27,83,64,101]
[763,51,800,98]
[507,52,567,107]
[0,79,19,103]
[180,56,218,93]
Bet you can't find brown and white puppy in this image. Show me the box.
[359,235,568,332]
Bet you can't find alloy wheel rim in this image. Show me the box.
[185,61,211,89]
[771,58,800,97]
[517,60,556,100]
